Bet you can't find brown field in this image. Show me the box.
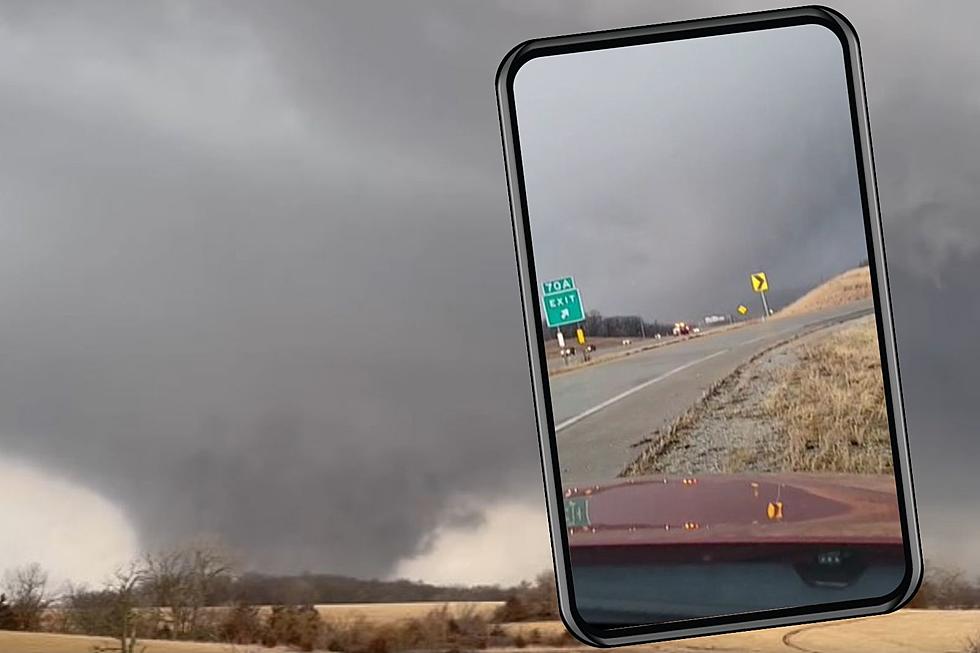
[778,266,873,317]
[5,609,980,652]
[762,317,891,473]
[639,609,980,652]
[0,629,250,653]
[545,336,664,377]
[544,335,648,364]
[302,600,502,624]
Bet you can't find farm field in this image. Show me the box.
[0,629,244,653]
[304,600,502,623]
[5,608,980,653]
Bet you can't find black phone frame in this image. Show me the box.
[495,5,922,647]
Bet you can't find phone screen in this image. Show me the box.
[501,11,917,640]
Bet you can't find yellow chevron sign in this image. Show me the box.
[751,272,769,293]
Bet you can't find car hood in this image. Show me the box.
[564,473,902,550]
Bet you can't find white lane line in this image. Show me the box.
[554,349,729,433]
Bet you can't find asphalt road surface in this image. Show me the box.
[549,300,874,485]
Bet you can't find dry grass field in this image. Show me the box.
[0,629,251,653]
[4,609,980,652]
[304,600,502,624]
[545,336,657,374]
[778,266,873,317]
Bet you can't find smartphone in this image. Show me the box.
[496,6,921,646]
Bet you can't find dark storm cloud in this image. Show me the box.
[0,1,545,576]
[1,0,979,578]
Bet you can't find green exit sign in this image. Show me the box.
[564,497,590,528]
[543,289,584,328]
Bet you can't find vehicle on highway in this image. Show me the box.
[672,322,692,336]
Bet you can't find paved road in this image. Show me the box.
[549,300,874,485]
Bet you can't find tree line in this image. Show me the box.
[542,310,673,341]
[212,573,510,606]
[907,562,980,609]
[0,544,552,652]
[5,549,975,652]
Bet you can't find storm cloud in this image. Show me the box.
[514,23,865,320]
[0,0,979,582]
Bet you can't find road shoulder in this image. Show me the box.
[622,315,889,477]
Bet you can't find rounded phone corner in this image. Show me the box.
[494,37,549,101]
[886,552,925,614]
[555,602,610,649]
[806,4,863,45]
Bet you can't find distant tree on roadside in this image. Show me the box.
[493,571,558,623]
[262,604,322,651]
[0,593,17,630]
[909,562,980,608]
[62,583,116,636]
[142,538,235,640]
[105,561,148,653]
[2,562,50,631]
[542,310,671,341]
[218,602,262,645]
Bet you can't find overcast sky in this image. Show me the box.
[1,1,979,587]
[516,23,866,320]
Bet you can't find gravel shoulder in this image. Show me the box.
[622,315,889,477]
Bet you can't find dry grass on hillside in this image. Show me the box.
[763,319,891,473]
[779,266,872,317]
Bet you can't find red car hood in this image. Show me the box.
[564,473,902,551]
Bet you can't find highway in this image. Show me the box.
[549,300,874,485]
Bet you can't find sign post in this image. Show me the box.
[750,272,770,320]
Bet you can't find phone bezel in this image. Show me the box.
[495,5,922,646]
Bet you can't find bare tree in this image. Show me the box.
[0,593,17,630]
[101,561,147,653]
[2,563,50,631]
[141,548,188,639]
[142,539,234,640]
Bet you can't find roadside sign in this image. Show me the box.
[750,271,771,319]
[543,289,585,328]
[576,328,586,345]
[737,304,749,315]
[556,331,565,348]
[542,275,585,328]
[542,276,575,295]
[564,497,590,528]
